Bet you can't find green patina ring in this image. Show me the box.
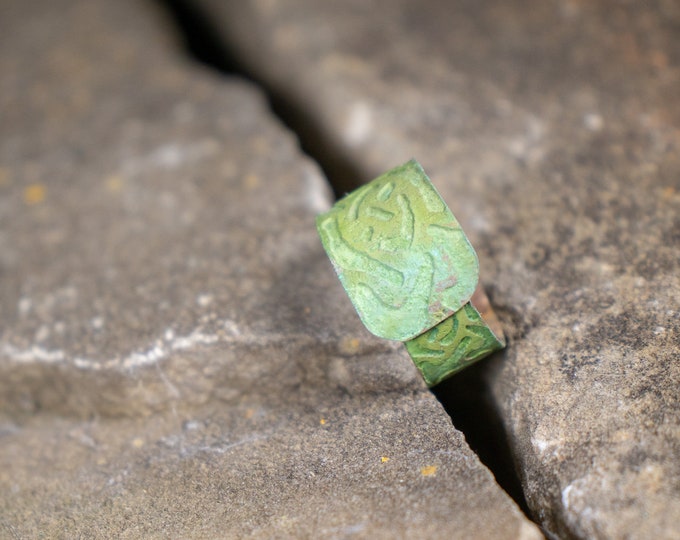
[316,159,505,386]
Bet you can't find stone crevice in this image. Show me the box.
[152,0,539,527]
[155,0,368,197]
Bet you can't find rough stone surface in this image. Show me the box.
[0,0,540,538]
[199,0,680,538]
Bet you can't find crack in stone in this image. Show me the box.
[152,0,539,528]
[155,0,368,198]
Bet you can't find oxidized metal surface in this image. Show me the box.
[405,302,505,387]
[316,160,479,341]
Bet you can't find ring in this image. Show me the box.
[316,159,505,386]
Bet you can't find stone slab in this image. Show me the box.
[0,0,539,537]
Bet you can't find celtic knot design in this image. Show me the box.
[316,160,479,340]
[405,303,505,387]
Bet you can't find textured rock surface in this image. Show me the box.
[199,0,680,538]
[0,0,540,537]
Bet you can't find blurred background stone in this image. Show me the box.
[0,0,540,537]
[194,0,680,538]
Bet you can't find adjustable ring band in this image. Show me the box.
[316,159,505,387]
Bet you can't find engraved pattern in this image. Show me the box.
[405,302,505,387]
[316,160,479,340]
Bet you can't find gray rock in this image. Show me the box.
[197,0,680,538]
[0,0,539,537]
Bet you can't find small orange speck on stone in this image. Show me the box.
[662,186,675,199]
[244,173,260,190]
[131,437,144,448]
[0,167,10,186]
[421,465,437,477]
[303,306,311,315]
[381,456,390,463]
[339,336,361,355]
[244,408,255,419]
[24,183,46,205]
[320,418,327,425]
[106,174,125,193]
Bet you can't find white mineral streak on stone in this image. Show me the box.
[2,343,64,363]
[122,141,218,175]
[1,322,336,371]
[124,345,165,369]
[73,357,96,369]
[196,293,213,307]
[170,329,219,351]
[343,100,373,147]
